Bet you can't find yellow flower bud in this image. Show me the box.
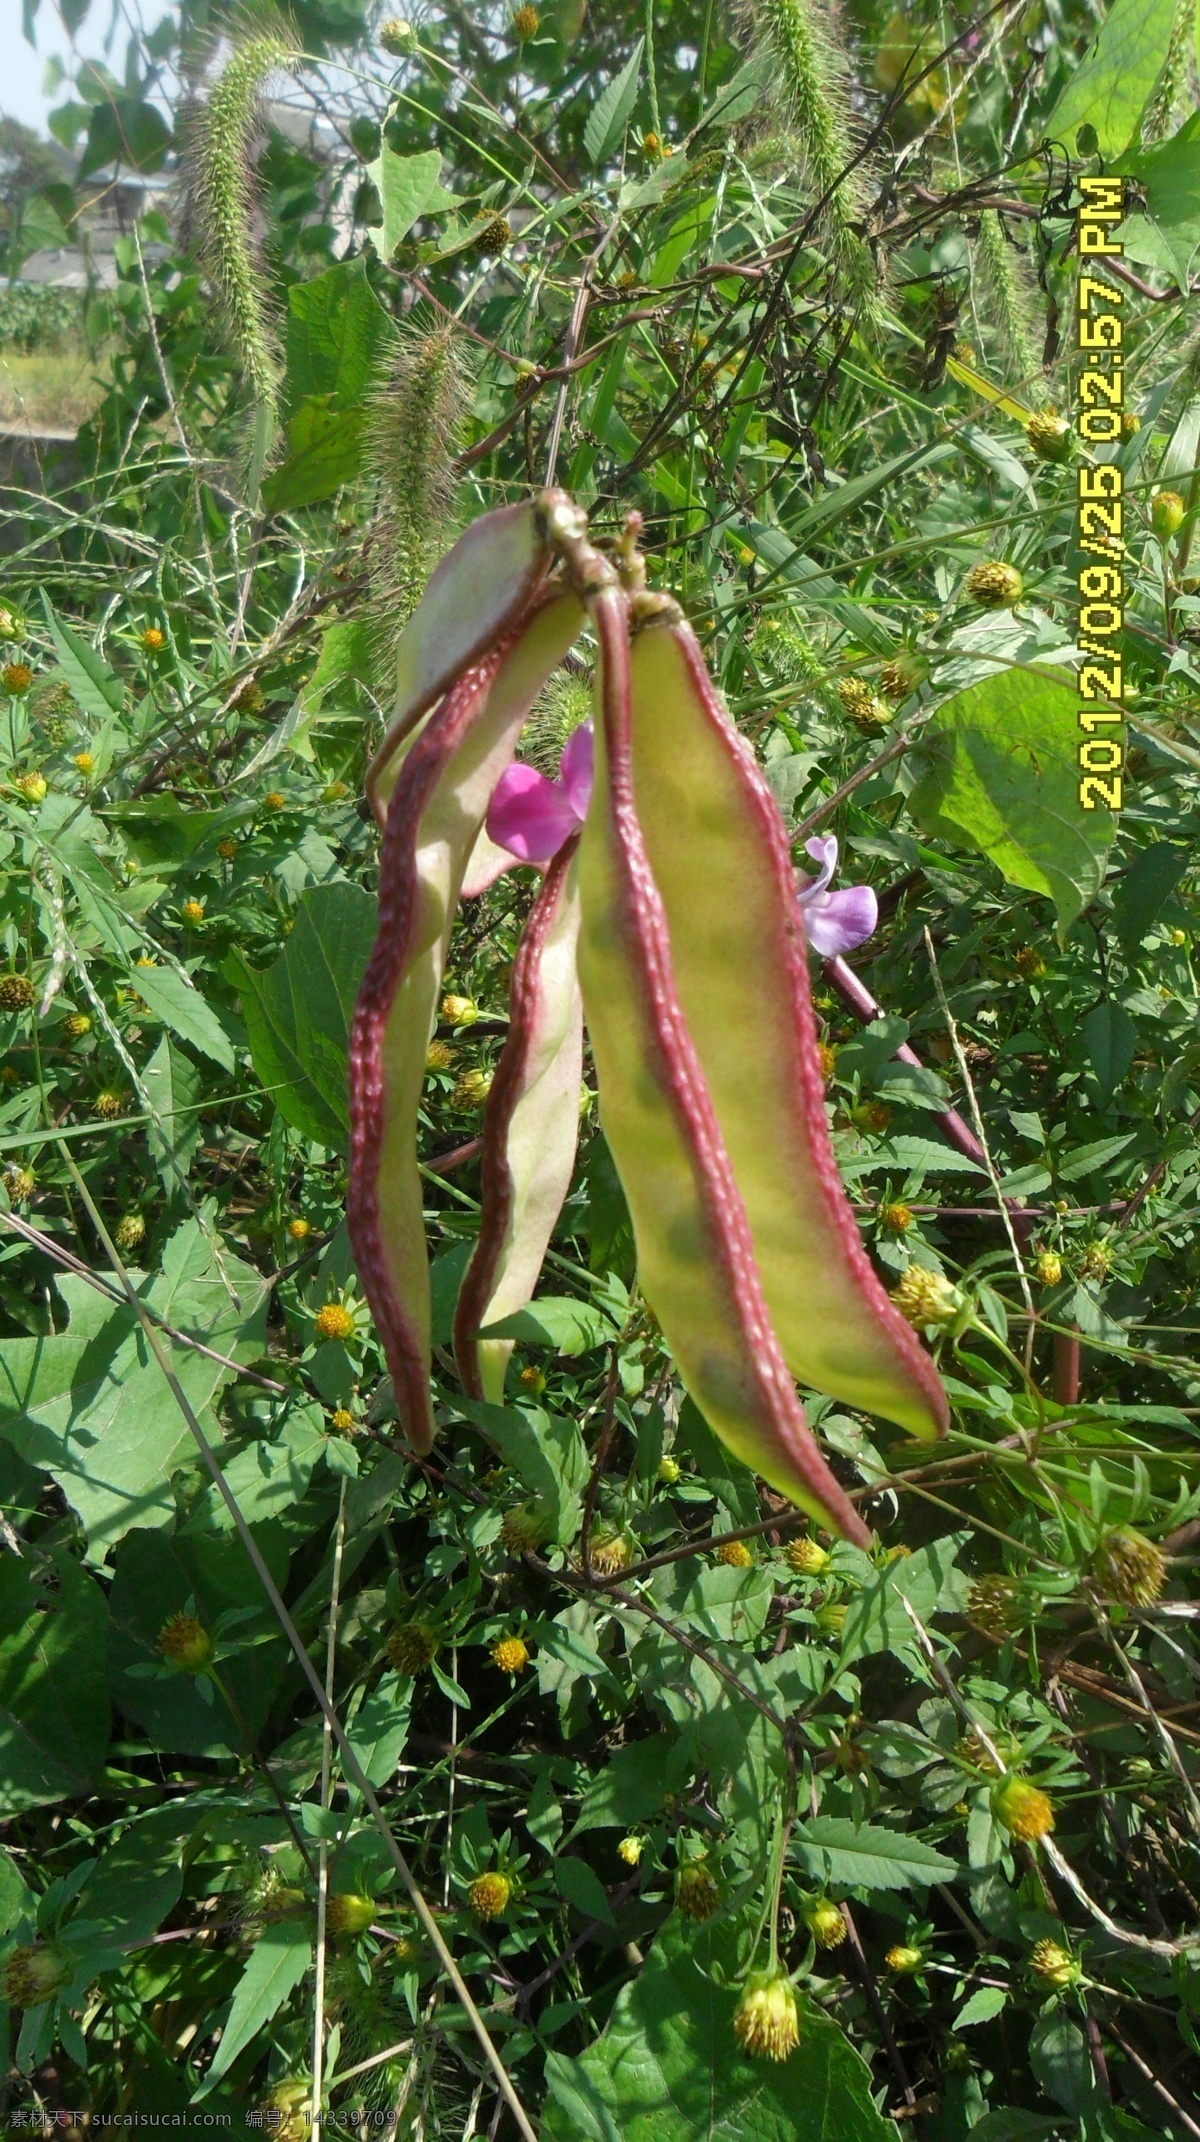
[732,1971,800,2060]
[315,1301,356,1342]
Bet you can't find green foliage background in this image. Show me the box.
[1,0,1200,2132]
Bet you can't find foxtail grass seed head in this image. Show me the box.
[12,769,47,802]
[1030,1938,1082,1989]
[885,1944,924,1975]
[676,1861,720,1921]
[469,1871,511,1919]
[158,1612,214,1674]
[974,209,1038,382]
[715,1537,755,1567]
[1026,410,1071,464]
[1094,1528,1166,1608]
[491,1634,530,1674]
[743,0,876,312]
[188,20,300,480]
[966,1574,1020,1640]
[965,561,1023,610]
[804,1898,848,1948]
[891,1266,959,1329]
[1033,1250,1062,1287]
[3,1944,71,2008]
[617,1834,643,1866]
[367,322,469,652]
[0,973,35,1013]
[733,1970,800,2061]
[315,1300,356,1342]
[326,1892,377,1937]
[993,1774,1054,1841]
[1155,490,1187,539]
[114,1213,146,1253]
[387,1621,438,1674]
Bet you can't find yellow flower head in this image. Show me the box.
[469,1871,511,1919]
[732,1971,800,2061]
[315,1300,356,1342]
[491,1634,530,1675]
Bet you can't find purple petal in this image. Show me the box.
[801,884,878,957]
[487,763,579,863]
[801,835,838,899]
[559,720,594,819]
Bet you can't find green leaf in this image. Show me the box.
[584,38,644,165]
[1043,0,1177,157]
[68,1817,184,1959]
[1119,112,1200,285]
[129,960,235,1071]
[1111,840,1190,951]
[77,97,172,178]
[555,1856,616,1924]
[366,145,445,258]
[968,2114,1061,2142]
[1029,2012,1099,2117]
[281,255,391,415]
[1083,1000,1137,1102]
[573,1735,685,1832]
[458,1399,588,1544]
[200,1922,312,2089]
[479,1296,619,1355]
[543,1919,892,2142]
[141,1034,202,1189]
[230,882,378,1149]
[188,1405,329,1530]
[838,1535,969,1665]
[0,1552,109,1813]
[907,667,1114,935]
[262,395,366,515]
[792,1817,958,1891]
[347,1671,413,1785]
[954,1984,1008,2028]
[41,597,124,720]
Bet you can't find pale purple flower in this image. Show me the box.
[488,721,593,863]
[796,836,877,957]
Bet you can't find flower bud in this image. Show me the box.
[141,627,166,653]
[490,1634,530,1674]
[993,1774,1054,1841]
[379,16,414,53]
[157,1612,213,1674]
[263,790,286,812]
[182,898,206,924]
[326,1892,376,1937]
[217,838,239,860]
[469,1871,511,1918]
[425,1039,457,1072]
[1029,1937,1082,1989]
[95,1090,126,1120]
[617,1835,643,1866]
[656,1454,681,1485]
[965,561,1023,609]
[1093,1527,1165,1608]
[850,1099,891,1134]
[815,1602,847,1638]
[0,973,35,1013]
[890,1266,959,1329]
[966,1574,1020,1640]
[12,769,46,801]
[3,1165,35,1203]
[804,1898,848,1949]
[676,1862,720,1921]
[3,1943,70,2007]
[3,664,33,696]
[1033,1250,1062,1287]
[588,1527,633,1577]
[315,1301,356,1342]
[74,751,94,775]
[511,3,540,35]
[1079,1239,1111,1282]
[114,1213,146,1252]
[499,1503,545,1553]
[63,1011,91,1038]
[453,1068,493,1110]
[387,1622,438,1675]
[880,1201,912,1235]
[1153,490,1186,539]
[715,1537,754,1567]
[1025,411,1071,464]
[732,1970,800,2060]
[288,1217,311,1241]
[785,1535,829,1577]
[473,216,513,259]
[331,1408,356,1434]
[440,994,478,1026]
[885,1944,924,1975]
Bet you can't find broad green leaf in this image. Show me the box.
[129,959,235,1071]
[0,1552,109,1813]
[262,395,366,515]
[1083,1000,1137,1102]
[230,881,378,1148]
[792,1817,958,1891]
[459,1399,588,1544]
[67,1817,184,1963]
[41,596,123,720]
[584,37,644,164]
[838,1535,969,1665]
[366,145,444,258]
[954,1984,1008,2028]
[574,1736,686,1832]
[187,1405,329,1530]
[281,254,391,415]
[108,1525,291,1759]
[200,1922,312,2089]
[347,1671,413,1785]
[1111,839,1190,950]
[907,667,1114,935]
[555,1857,615,1925]
[1043,0,1177,156]
[1120,112,1200,286]
[1029,2012,1099,2117]
[141,1034,202,1189]
[0,1223,268,1557]
[479,1295,619,1355]
[967,2117,1060,2142]
[542,1920,892,2142]
[77,97,171,178]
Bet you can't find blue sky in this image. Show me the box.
[1,2,151,133]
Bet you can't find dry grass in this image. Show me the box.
[0,345,109,431]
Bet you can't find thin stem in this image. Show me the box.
[312,1478,348,2136]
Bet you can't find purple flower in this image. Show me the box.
[796,836,877,957]
[488,720,593,864]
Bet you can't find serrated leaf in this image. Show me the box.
[1083,1000,1137,1103]
[230,881,377,1149]
[1044,0,1177,157]
[200,1922,312,2089]
[908,667,1114,935]
[458,1398,588,1544]
[0,1552,109,1813]
[954,1983,1008,2028]
[41,596,124,720]
[129,960,235,1071]
[543,1919,892,2141]
[793,1817,958,1891]
[584,38,644,165]
[367,145,444,257]
[478,1295,618,1355]
[348,1671,413,1785]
